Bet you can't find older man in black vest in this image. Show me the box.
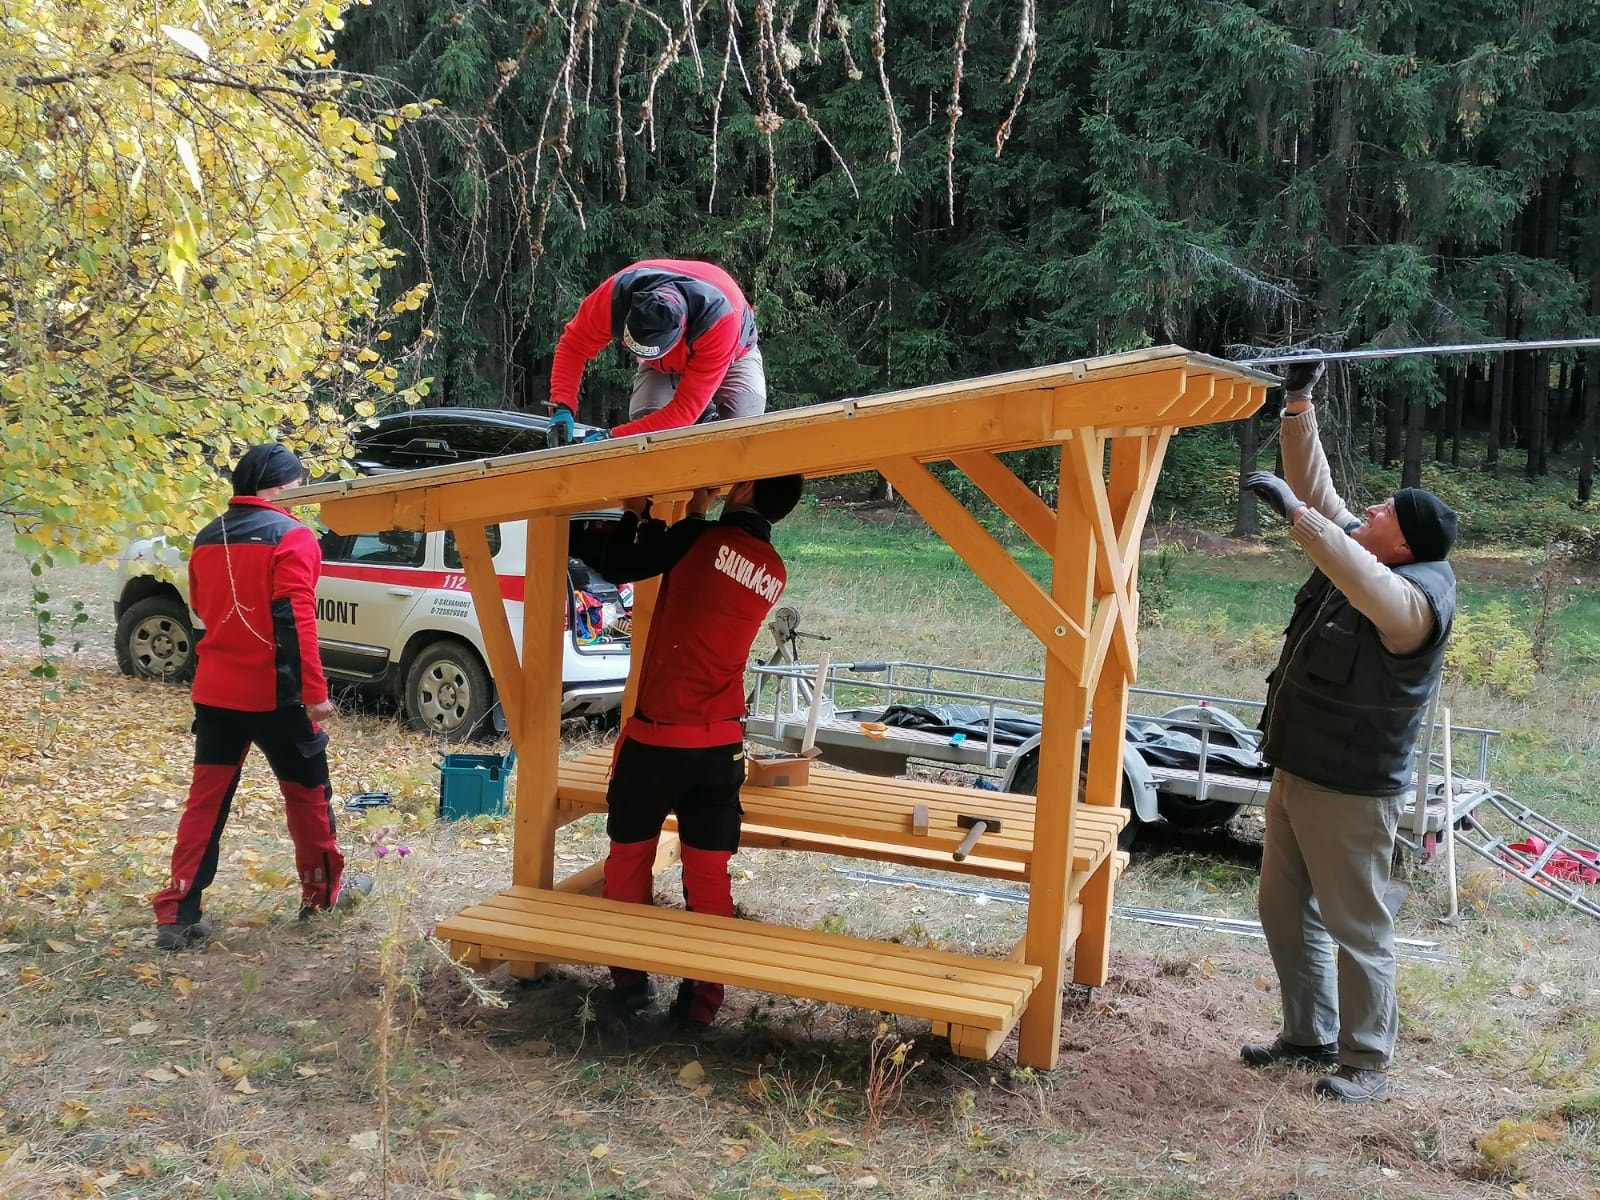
[1239,361,1458,1104]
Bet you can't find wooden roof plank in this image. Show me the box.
[303,349,1270,534]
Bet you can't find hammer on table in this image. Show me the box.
[952,813,1004,862]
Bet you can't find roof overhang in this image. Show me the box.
[295,346,1273,534]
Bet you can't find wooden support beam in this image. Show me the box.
[948,451,1057,553]
[1051,366,1186,436]
[312,366,1231,536]
[617,495,685,724]
[512,515,566,892]
[1016,447,1098,1069]
[1073,434,1159,985]
[555,835,681,896]
[879,457,1085,679]
[453,524,521,734]
[1063,430,1139,684]
[554,859,607,896]
[1111,430,1172,584]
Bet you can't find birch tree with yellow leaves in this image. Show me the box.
[0,0,432,578]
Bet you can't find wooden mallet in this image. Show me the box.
[953,813,1003,862]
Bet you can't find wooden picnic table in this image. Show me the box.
[298,345,1272,1066]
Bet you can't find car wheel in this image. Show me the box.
[1155,790,1245,829]
[115,596,197,683]
[1008,749,1140,851]
[404,641,493,742]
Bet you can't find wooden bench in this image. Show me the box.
[554,750,1126,883]
[436,887,1043,1059]
[441,753,1132,1060]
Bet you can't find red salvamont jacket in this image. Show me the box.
[188,496,328,712]
[601,508,785,748]
[548,259,759,437]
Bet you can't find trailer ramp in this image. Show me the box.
[1451,791,1600,920]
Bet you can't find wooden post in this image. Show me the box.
[1073,434,1143,984]
[512,514,566,891]
[1017,433,1096,1069]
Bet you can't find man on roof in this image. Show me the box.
[545,259,766,449]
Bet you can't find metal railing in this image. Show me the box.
[748,660,1046,769]
[747,659,1500,786]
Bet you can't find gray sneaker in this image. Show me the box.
[1313,1066,1389,1103]
[155,916,214,952]
[298,872,375,921]
[1241,1037,1339,1068]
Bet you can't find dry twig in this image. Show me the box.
[995,0,1037,157]
[869,0,902,170]
[946,0,971,224]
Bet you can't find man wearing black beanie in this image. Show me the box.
[151,443,369,950]
[1238,361,1457,1104]
[545,259,766,448]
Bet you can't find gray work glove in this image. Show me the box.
[1242,470,1305,523]
[1281,359,1326,397]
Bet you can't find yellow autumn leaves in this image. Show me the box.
[1,1,433,566]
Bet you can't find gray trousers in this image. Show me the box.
[1258,769,1406,1071]
[629,345,768,423]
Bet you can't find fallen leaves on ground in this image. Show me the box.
[0,653,449,943]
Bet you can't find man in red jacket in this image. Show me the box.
[150,444,367,951]
[545,259,766,448]
[597,473,804,1027]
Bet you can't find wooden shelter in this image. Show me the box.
[298,345,1272,1068]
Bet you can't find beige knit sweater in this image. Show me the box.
[1279,406,1435,656]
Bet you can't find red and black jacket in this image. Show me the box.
[601,507,784,748]
[188,497,328,712]
[549,259,759,438]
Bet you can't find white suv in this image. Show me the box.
[112,409,631,740]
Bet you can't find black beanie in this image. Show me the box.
[622,286,687,360]
[1393,487,1458,562]
[231,443,304,497]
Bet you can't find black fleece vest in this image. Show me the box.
[1258,559,1455,796]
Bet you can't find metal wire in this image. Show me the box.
[1240,336,1600,368]
[827,867,1456,961]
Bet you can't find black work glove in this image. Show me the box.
[1242,470,1305,523]
[1281,359,1326,396]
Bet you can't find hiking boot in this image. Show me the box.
[1240,1037,1339,1069]
[1314,1066,1389,1104]
[155,916,214,952]
[668,980,715,1030]
[298,872,375,921]
[613,977,658,1013]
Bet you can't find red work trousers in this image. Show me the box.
[150,703,345,925]
[601,737,742,1021]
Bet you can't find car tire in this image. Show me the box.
[404,640,494,742]
[115,595,197,684]
[1008,749,1140,851]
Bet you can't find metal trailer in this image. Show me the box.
[743,657,1500,851]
